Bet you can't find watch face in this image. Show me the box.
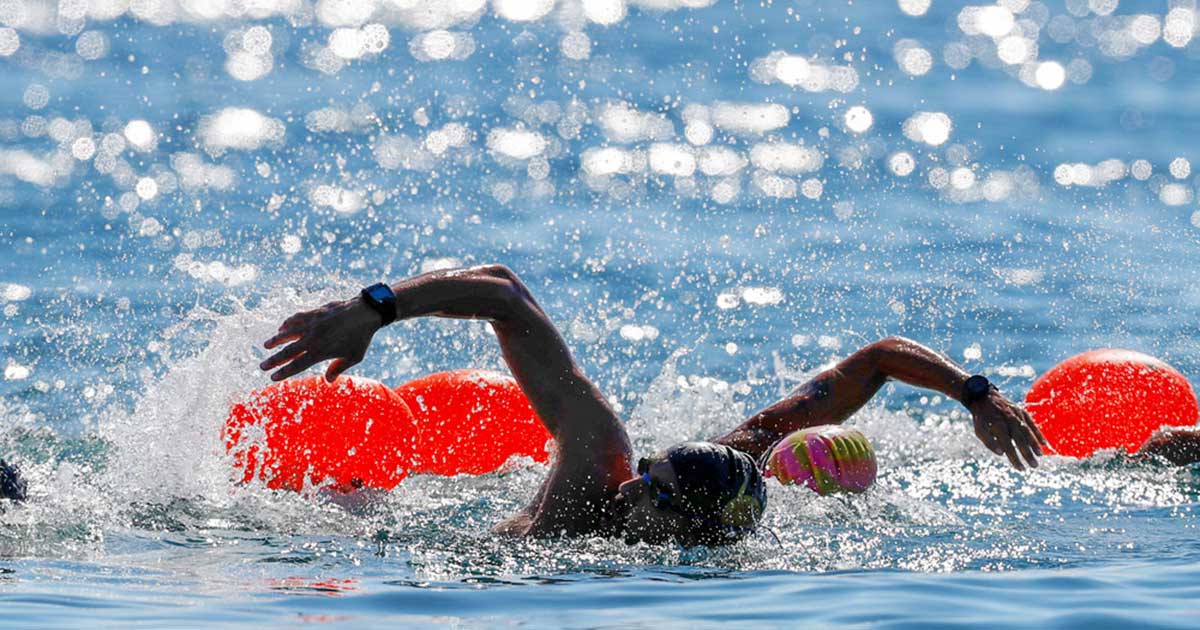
[966,375,989,396]
[366,284,393,302]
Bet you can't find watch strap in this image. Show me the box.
[360,283,398,326]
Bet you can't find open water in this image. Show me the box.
[3,0,1200,627]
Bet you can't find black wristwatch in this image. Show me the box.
[961,374,996,408]
[360,283,398,326]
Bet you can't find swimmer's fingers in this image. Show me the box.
[1015,411,1043,458]
[269,353,321,382]
[324,357,357,383]
[993,423,1025,471]
[260,341,307,371]
[1011,419,1040,468]
[264,330,303,349]
[974,421,1004,456]
[280,311,313,329]
[1024,408,1049,448]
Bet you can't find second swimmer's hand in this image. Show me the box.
[969,391,1048,470]
[260,297,383,382]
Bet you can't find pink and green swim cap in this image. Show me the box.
[765,425,877,495]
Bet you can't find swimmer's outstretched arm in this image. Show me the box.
[260,265,633,534]
[714,336,1048,470]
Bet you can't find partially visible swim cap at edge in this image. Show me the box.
[663,442,767,544]
[0,459,27,502]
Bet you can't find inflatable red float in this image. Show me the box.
[396,369,553,476]
[225,370,552,491]
[224,375,417,492]
[1025,349,1199,458]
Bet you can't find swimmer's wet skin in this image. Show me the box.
[0,459,27,502]
[260,264,1054,546]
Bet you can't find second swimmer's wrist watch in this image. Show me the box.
[961,374,996,408]
[360,282,398,326]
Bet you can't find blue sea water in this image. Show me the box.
[3,0,1200,627]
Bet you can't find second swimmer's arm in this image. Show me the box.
[714,336,1046,469]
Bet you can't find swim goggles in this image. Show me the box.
[636,457,757,537]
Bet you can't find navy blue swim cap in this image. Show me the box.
[660,442,766,545]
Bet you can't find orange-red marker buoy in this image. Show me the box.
[395,369,553,476]
[1025,349,1199,458]
[224,375,417,492]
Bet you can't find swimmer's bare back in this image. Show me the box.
[260,265,634,537]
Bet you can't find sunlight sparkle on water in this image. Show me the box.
[1034,61,1066,90]
[0,27,20,56]
[844,106,873,133]
[560,31,592,59]
[494,0,555,22]
[898,0,931,17]
[697,146,745,176]
[749,143,823,174]
[1169,157,1191,179]
[648,144,696,177]
[199,108,285,155]
[411,30,473,61]
[583,0,627,25]
[1163,8,1195,48]
[889,152,916,177]
[903,112,953,146]
[710,102,789,135]
[895,40,933,77]
[598,103,674,143]
[4,363,30,381]
[487,128,548,160]
[123,120,157,152]
[751,51,860,93]
[135,177,159,201]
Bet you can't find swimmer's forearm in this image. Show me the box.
[868,337,972,404]
[717,337,972,458]
[387,265,537,324]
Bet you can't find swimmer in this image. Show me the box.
[0,458,26,502]
[256,265,1056,545]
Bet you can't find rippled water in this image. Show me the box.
[3,0,1200,627]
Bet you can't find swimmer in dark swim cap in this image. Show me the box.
[0,459,26,502]
[617,442,767,546]
[261,264,1051,546]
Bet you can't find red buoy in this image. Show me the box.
[224,375,417,492]
[395,369,553,476]
[1025,349,1199,458]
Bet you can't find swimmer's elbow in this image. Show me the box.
[474,264,540,318]
[870,336,917,355]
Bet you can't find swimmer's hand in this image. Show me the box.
[260,297,382,382]
[968,391,1048,470]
